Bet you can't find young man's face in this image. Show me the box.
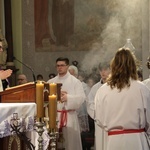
[100,68,110,81]
[56,61,69,76]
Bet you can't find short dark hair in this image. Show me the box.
[56,57,69,65]
[98,61,110,70]
[37,74,43,79]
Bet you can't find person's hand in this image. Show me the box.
[61,91,68,102]
[0,69,12,80]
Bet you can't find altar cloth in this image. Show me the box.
[0,103,36,138]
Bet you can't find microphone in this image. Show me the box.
[13,56,36,83]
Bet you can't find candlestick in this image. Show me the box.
[49,94,57,129]
[35,121,45,150]
[49,83,57,95]
[36,81,44,118]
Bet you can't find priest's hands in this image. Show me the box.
[0,69,12,80]
[61,91,67,102]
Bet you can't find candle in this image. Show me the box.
[49,94,57,129]
[36,81,44,118]
[49,83,57,95]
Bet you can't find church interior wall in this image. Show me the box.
[1,0,150,82]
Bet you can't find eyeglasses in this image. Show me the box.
[56,64,67,67]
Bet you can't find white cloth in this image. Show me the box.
[87,80,102,119]
[0,103,36,138]
[87,80,105,150]
[47,72,85,150]
[77,81,90,132]
[95,80,150,150]
[82,81,90,96]
[143,78,150,90]
[0,79,3,92]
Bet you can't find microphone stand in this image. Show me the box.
[13,57,36,83]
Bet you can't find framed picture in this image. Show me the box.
[34,0,104,52]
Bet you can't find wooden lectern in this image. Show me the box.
[0,82,36,103]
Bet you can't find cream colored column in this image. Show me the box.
[0,0,5,34]
[142,0,150,79]
[11,0,22,72]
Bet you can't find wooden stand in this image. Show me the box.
[0,82,36,103]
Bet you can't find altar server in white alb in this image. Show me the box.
[95,48,150,150]
[68,65,90,132]
[87,61,110,150]
[47,57,85,150]
[143,56,150,89]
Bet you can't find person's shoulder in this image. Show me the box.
[134,80,150,92]
[92,81,101,88]
[70,74,80,81]
[82,81,87,87]
[95,83,109,98]
[143,78,150,84]
[137,80,150,97]
[89,81,100,91]
[132,79,144,86]
[72,76,84,86]
[96,83,109,92]
[47,76,57,83]
[82,81,89,89]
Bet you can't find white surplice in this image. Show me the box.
[47,72,85,150]
[87,80,107,150]
[77,81,90,132]
[95,80,150,150]
[0,79,3,92]
[143,78,150,90]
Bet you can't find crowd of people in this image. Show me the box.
[1,35,150,150]
[43,52,150,150]
[49,52,150,150]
